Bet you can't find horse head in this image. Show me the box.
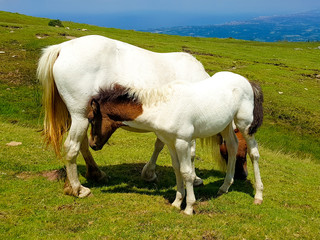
[87,99,123,150]
[87,85,143,151]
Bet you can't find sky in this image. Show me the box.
[1,0,320,29]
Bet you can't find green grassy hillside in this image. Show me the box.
[1,11,319,239]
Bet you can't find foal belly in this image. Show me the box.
[192,111,234,138]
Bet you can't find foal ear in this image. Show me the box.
[90,99,100,115]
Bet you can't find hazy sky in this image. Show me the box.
[1,0,320,29]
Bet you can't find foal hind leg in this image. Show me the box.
[141,138,164,182]
[80,134,107,182]
[63,118,91,198]
[244,134,263,204]
[217,124,238,196]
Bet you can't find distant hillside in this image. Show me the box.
[145,10,320,42]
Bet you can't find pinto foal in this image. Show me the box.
[88,71,263,215]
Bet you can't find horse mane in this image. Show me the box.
[127,81,186,106]
[96,82,186,106]
[95,84,137,104]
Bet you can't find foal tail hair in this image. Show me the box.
[248,82,264,135]
[200,135,227,171]
[37,44,71,157]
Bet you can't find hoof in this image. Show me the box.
[183,207,194,216]
[78,186,92,198]
[254,198,263,205]
[216,189,227,197]
[64,182,92,198]
[86,170,108,183]
[193,176,203,187]
[141,166,157,182]
[171,201,182,210]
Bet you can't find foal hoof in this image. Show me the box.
[183,207,194,216]
[193,176,203,187]
[216,189,227,197]
[254,198,263,205]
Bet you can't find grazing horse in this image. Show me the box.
[220,129,248,180]
[88,71,264,215]
[37,35,211,197]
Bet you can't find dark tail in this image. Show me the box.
[248,82,264,135]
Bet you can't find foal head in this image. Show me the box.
[87,99,123,150]
[87,85,143,150]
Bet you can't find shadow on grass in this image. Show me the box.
[77,163,255,204]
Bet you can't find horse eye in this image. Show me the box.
[88,118,94,124]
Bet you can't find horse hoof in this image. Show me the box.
[171,200,182,210]
[254,198,263,205]
[86,170,108,183]
[216,189,227,197]
[78,186,92,198]
[141,169,157,182]
[193,177,203,187]
[183,207,194,216]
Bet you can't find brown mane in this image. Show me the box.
[91,84,143,122]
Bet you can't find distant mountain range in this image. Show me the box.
[143,10,320,42]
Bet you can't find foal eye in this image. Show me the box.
[88,118,94,124]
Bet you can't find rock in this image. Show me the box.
[6,141,22,146]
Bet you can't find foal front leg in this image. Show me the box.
[167,145,185,210]
[175,139,196,215]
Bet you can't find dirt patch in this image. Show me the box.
[41,168,66,181]
[15,169,66,181]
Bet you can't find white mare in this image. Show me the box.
[88,71,264,215]
[37,35,209,197]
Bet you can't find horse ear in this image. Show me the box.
[91,99,100,115]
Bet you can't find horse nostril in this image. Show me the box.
[90,143,102,151]
[90,144,98,151]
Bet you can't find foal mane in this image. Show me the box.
[96,82,185,107]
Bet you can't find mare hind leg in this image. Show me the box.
[63,118,91,198]
[217,124,238,196]
[80,134,107,182]
[141,138,164,182]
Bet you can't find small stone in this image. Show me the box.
[6,141,22,146]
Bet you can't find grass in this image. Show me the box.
[0,11,320,239]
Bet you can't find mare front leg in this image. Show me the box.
[175,139,196,215]
[80,134,107,182]
[141,138,164,182]
[63,118,91,198]
[218,125,238,196]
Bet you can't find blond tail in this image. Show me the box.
[200,135,226,171]
[37,44,71,157]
